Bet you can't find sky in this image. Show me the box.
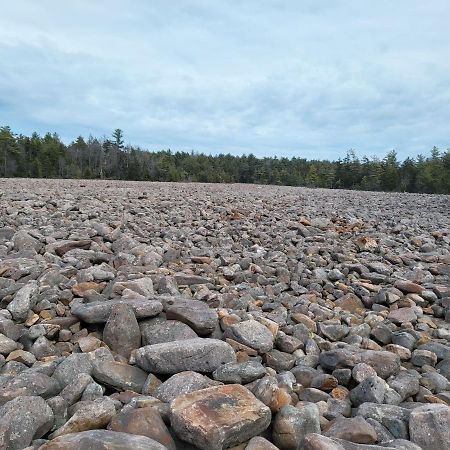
[0,1,449,160]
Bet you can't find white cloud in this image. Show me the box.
[0,0,449,159]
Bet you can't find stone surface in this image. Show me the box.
[165,299,218,336]
[50,397,116,438]
[92,359,148,393]
[0,395,54,450]
[324,416,378,444]
[153,371,218,403]
[108,406,176,450]
[140,318,198,345]
[170,384,271,450]
[224,320,274,353]
[103,303,141,358]
[273,404,321,449]
[409,404,450,450]
[135,338,236,374]
[40,430,168,450]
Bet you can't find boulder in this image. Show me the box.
[170,384,271,450]
[135,338,236,374]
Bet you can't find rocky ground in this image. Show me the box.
[0,178,449,450]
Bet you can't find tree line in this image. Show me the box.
[1,126,449,193]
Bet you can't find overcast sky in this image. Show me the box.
[1,1,449,159]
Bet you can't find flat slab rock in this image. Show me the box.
[170,384,272,450]
[135,338,236,374]
[71,299,163,323]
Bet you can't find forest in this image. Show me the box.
[1,126,449,194]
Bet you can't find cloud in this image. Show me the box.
[0,0,449,159]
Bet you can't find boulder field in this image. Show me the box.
[0,178,449,449]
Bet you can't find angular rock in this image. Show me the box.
[135,338,236,374]
[108,406,175,450]
[52,353,93,386]
[170,384,271,450]
[7,281,38,322]
[409,404,450,450]
[154,371,218,403]
[387,308,417,324]
[92,359,148,393]
[350,376,387,407]
[50,396,116,438]
[224,320,274,353]
[273,404,320,449]
[324,416,377,444]
[103,303,141,358]
[166,299,218,336]
[334,293,365,313]
[140,318,198,346]
[0,333,20,355]
[0,395,54,450]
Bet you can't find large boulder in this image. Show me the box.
[170,384,271,450]
[0,395,54,450]
[39,429,168,450]
[102,303,141,358]
[409,404,450,450]
[135,338,236,374]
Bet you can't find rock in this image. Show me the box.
[0,371,61,404]
[224,320,274,353]
[91,359,148,393]
[60,373,93,405]
[355,236,378,252]
[0,396,54,450]
[39,429,168,450]
[273,404,321,449]
[51,239,91,256]
[388,371,420,401]
[108,406,176,450]
[140,318,198,345]
[418,342,450,361]
[358,350,401,379]
[213,360,266,384]
[350,376,387,407]
[153,371,218,403]
[165,299,218,336]
[394,280,424,294]
[320,323,349,341]
[7,281,38,322]
[334,293,365,313]
[411,349,438,367]
[264,349,296,371]
[356,402,411,425]
[135,338,236,374]
[52,353,93,386]
[324,416,377,444]
[50,396,116,438]
[77,336,101,353]
[0,333,20,355]
[246,436,279,449]
[71,299,163,323]
[387,308,417,324]
[170,384,271,450]
[409,404,450,450]
[103,303,141,358]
